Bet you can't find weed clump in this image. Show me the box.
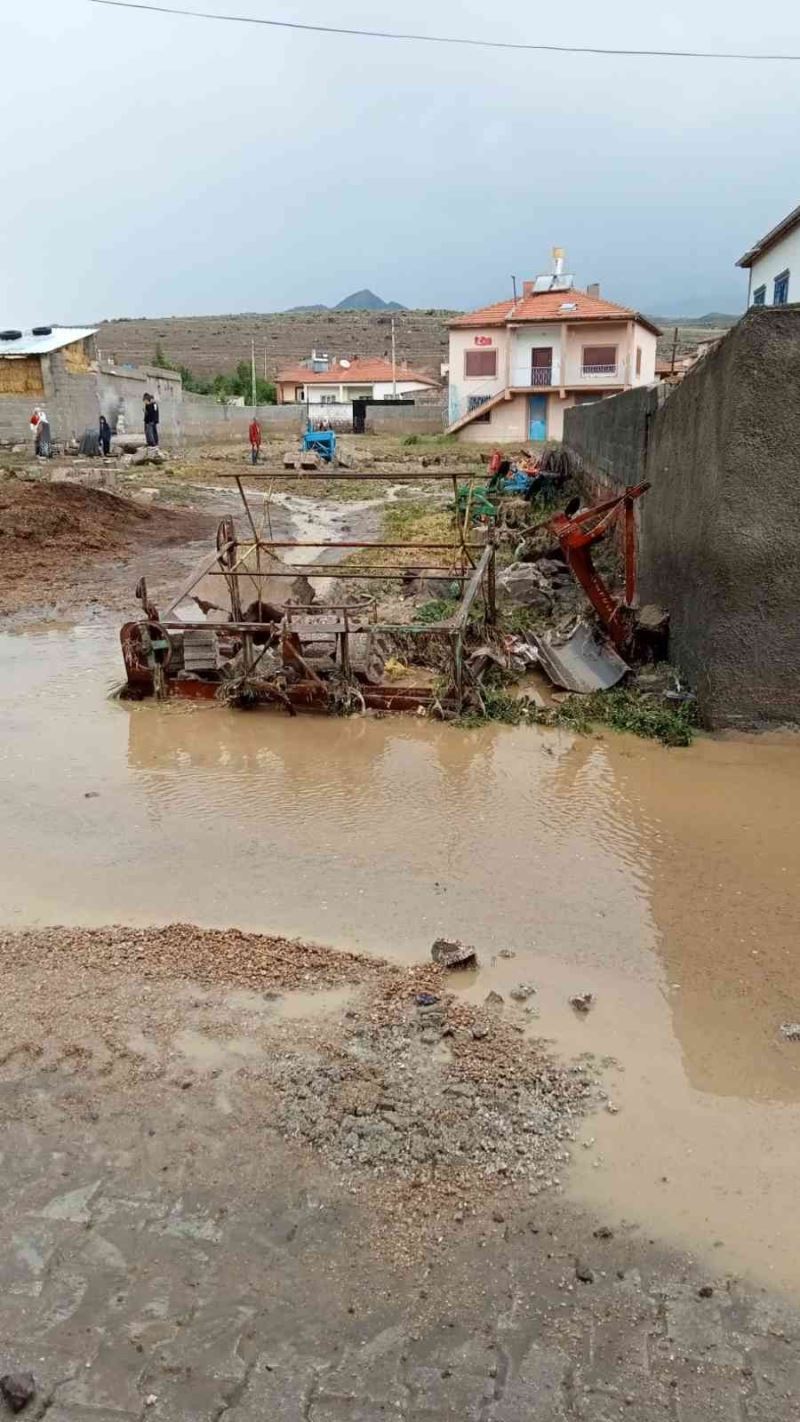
[456,687,697,747]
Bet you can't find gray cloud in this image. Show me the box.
[3,0,799,324]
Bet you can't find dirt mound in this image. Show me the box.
[0,477,213,617]
[0,479,152,559]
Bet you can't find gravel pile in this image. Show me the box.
[273,982,598,1191]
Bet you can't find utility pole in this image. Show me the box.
[670,326,678,376]
[251,338,257,408]
[391,315,397,397]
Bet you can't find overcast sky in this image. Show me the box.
[3,0,799,325]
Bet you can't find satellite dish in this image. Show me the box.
[339,359,351,369]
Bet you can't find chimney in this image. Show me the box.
[522,280,535,298]
[587,282,600,298]
[552,246,565,277]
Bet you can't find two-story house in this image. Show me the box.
[737,202,799,308]
[446,254,660,443]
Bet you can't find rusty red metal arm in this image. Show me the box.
[545,484,650,653]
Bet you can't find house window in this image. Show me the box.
[320,394,338,405]
[464,349,497,378]
[296,388,306,402]
[752,285,767,306]
[582,345,617,375]
[773,270,790,305]
[635,346,642,377]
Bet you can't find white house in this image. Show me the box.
[737,203,800,307]
[446,252,660,444]
[276,352,440,407]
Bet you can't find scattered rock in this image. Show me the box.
[779,1023,800,1041]
[492,1209,505,1223]
[484,991,504,1009]
[569,993,595,1015]
[698,1285,714,1299]
[496,563,554,612]
[575,1261,595,1284]
[131,448,166,467]
[593,1226,614,1240]
[0,1373,36,1413]
[471,1021,490,1041]
[510,983,537,1002]
[431,938,478,970]
[498,949,516,960]
[415,992,439,1008]
[83,791,100,799]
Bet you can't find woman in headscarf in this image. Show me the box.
[30,407,51,458]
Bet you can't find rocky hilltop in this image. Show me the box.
[97,309,455,381]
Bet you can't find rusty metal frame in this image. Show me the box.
[121,508,497,715]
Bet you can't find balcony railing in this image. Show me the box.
[581,364,618,378]
[531,366,553,386]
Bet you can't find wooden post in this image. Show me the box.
[486,542,497,625]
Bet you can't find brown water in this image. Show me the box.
[2,622,800,1289]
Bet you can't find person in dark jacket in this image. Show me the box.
[143,393,160,447]
[99,415,112,457]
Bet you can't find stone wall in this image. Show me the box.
[563,306,800,727]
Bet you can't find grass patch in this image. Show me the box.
[456,687,697,746]
[416,598,460,624]
[345,500,459,571]
[402,434,458,448]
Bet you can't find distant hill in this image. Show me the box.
[96,308,453,382]
[334,289,405,312]
[649,312,738,363]
[286,290,405,314]
[649,312,738,329]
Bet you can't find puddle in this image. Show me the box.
[1,624,800,1289]
[172,1029,263,1072]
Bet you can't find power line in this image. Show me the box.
[87,0,800,63]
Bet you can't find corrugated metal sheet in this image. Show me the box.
[0,327,97,358]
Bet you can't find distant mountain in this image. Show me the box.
[334,289,405,312]
[648,311,738,329]
[284,304,329,314]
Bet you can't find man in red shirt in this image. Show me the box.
[248,417,262,465]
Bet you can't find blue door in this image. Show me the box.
[529,395,547,441]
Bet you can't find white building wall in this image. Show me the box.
[747,229,800,305]
[448,328,509,424]
[509,326,564,386]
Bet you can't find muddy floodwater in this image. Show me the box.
[3,621,800,1292]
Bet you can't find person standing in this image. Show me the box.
[248,415,262,465]
[30,406,51,458]
[143,392,160,447]
[99,414,112,457]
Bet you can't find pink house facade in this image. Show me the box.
[447,265,659,444]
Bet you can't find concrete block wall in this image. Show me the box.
[562,307,800,727]
[179,395,304,441]
[98,364,182,441]
[0,352,97,446]
[368,399,447,434]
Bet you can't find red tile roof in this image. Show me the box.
[450,288,660,336]
[276,356,439,387]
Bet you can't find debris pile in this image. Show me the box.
[274,977,599,1189]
